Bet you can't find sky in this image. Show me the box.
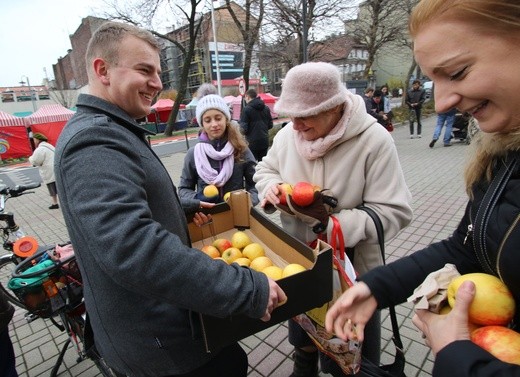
[0,0,104,88]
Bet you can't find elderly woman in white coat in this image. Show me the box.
[254,62,413,376]
[29,133,59,209]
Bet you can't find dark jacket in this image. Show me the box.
[0,290,15,331]
[239,97,273,151]
[55,94,270,376]
[406,87,426,109]
[178,137,259,206]
[361,152,520,377]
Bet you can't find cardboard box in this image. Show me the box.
[188,191,333,352]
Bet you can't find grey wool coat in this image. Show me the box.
[55,94,270,376]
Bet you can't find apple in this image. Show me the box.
[200,245,220,258]
[471,326,520,365]
[448,273,515,326]
[203,184,219,198]
[277,183,293,205]
[212,238,232,254]
[262,266,283,280]
[233,257,251,267]
[231,231,252,249]
[282,263,307,278]
[250,256,273,271]
[223,192,231,202]
[291,181,315,207]
[221,247,243,264]
[242,243,265,261]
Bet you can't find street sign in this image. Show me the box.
[238,79,246,95]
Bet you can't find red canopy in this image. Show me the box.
[151,99,174,112]
[0,110,25,126]
[24,104,75,125]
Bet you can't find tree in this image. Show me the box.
[103,0,205,136]
[224,0,264,91]
[260,0,357,69]
[346,0,410,79]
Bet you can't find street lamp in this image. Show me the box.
[209,0,222,95]
[19,75,37,113]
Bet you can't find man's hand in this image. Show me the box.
[412,281,475,355]
[261,279,287,322]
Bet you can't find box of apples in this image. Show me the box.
[187,190,333,352]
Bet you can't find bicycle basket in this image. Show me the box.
[8,257,83,318]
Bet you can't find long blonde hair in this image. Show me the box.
[410,0,520,195]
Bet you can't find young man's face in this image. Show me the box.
[103,35,163,119]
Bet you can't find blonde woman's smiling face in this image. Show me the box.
[414,20,520,133]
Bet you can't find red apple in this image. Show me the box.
[212,238,232,254]
[291,181,315,207]
[277,183,293,205]
[471,326,520,365]
[200,245,220,258]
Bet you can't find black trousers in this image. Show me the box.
[0,328,18,377]
[112,343,248,377]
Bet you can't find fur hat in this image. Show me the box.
[196,94,231,126]
[274,62,348,118]
[32,133,48,142]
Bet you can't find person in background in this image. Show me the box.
[369,89,394,131]
[55,21,285,377]
[406,79,427,138]
[326,1,520,376]
[0,290,17,377]
[254,62,412,377]
[429,108,457,148]
[29,132,59,209]
[239,89,273,161]
[362,87,374,112]
[379,84,392,115]
[179,94,259,206]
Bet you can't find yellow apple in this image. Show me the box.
[223,192,231,202]
[262,266,283,280]
[203,184,219,198]
[448,273,515,326]
[233,257,251,267]
[277,183,293,205]
[471,326,520,365]
[231,231,252,249]
[212,238,232,254]
[282,263,307,278]
[250,256,273,271]
[221,247,243,264]
[200,245,220,258]
[242,243,265,261]
[213,257,226,262]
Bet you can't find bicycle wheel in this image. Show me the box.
[0,253,26,309]
[62,311,117,377]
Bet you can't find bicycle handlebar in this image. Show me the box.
[12,247,76,279]
[8,182,41,197]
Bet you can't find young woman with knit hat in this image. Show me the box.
[254,62,413,376]
[179,94,259,206]
[29,132,59,209]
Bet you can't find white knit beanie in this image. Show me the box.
[196,94,231,126]
[274,62,348,118]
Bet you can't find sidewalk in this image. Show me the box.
[3,116,470,376]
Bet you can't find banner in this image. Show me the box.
[0,126,32,159]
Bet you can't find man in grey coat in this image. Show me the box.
[54,21,285,377]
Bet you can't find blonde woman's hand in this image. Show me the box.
[325,282,377,342]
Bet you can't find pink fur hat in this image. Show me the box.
[274,62,348,118]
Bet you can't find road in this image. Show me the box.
[0,136,198,190]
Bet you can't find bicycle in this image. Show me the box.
[0,183,116,377]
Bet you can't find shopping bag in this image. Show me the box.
[293,216,363,374]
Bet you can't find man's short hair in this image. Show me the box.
[245,89,257,98]
[412,80,421,85]
[85,21,160,78]
[373,89,383,98]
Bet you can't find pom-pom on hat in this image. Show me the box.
[196,94,231,126]
[274,62,348,118]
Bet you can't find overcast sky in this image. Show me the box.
[0,0,104,88]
